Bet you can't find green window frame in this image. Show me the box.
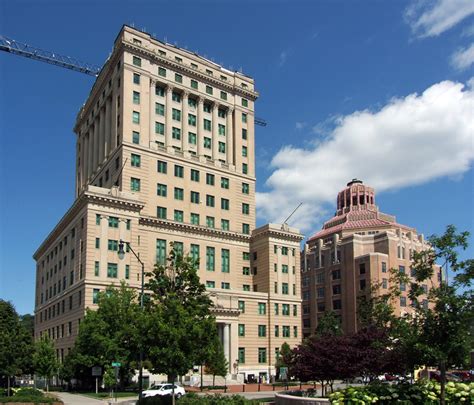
[293,304,298,316]
[238,324,245,337]
[107,239,118,251]
[158,67,166,77]
[282,304,290,316]
[93,288,100,304]
[221,282,230,289]
[188,98,197,108]
[204,137,211,149]
[131,177,140,192]
[218,109,226,118]
[206,85,213,95]
[242,98,248,107]
[131,153,141,167]
[157,160,167,173]
[242,163,248,174]
[282,264,288,274]
[220,91,227,100]
[274,303,279,315]
[133,91,140,104]
[206,216,215,228]
[94,261,100,276]
[174,241,184,257]
[155,122,165,135]
[175,73,182,83]
[191,169,200,182]
[172,127,181,140]
[174,165,184,178]
[221,198,229,210]
[242,224,250,235]
[238,348,245,364]
[283,326,290,338]
[243,252,250,260]
[242,183,249,194]
[221,219,229,231]
[132,111,140,124]
[108,217,119,228]
[156,103,165,115]
[190,244,200,263]
[242,266,250,275]
[242,128,247,140]
[133,56,141,67]
[172,108,181,121]
[243,284,250,291]
[107,263,118,278]
[125,265,130,280]
[156,239,166,265]
[191,191,200,204]
[218,124,226,135]
[206,247,215,271]
[188,132,197,144]
[275,325,279,337]
[282,282,289,295]
[293,326,298,338]
[206,173,215,185]
[172,92,181,102]
[174,187,184,200]
[206,281,215,288]
[191,213,200,225]
[133,73,140,84]
[221,249,230,273]
[206,195,215,207]
[157,183,167,197]
[242,146,248,157]
[132,131,140,144]
[242,113,247,123]
[282,247,289,255]
[218,142,226,153]
[242,203,250,215]
[238,300,245,313]
[188,114,196,126]
[258,302,266,315]
[204,119,212,131]
[258,325,266,337]
[156,85,165,96]
[221,177,229,189]
[191,79,198,89]
[96,214,101,225]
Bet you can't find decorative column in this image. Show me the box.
[93,118,99,171]
[104,99,111,158]
[223,323,230,370]
[99,107,105,165]
[182,91,189,151]
[212,103,219,160]
[226,108,234,165]
[87,129,93,180]
[110,91,117,151]
[197,98,204,156]
[149,79,156,145]
[165,86,173,148]
[81,133,87,187]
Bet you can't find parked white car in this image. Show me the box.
[142,383,186,398]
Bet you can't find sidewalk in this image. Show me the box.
[54,392,137,405]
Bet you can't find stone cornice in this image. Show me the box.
[33,189,144,260]
[122,40,259,101]
[251,227,304,243]
[211,306,241,317]
[139,216,251,243]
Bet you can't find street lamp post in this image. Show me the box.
[118,239,145,401]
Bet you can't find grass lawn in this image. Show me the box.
[77,391,137,399]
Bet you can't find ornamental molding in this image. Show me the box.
[251,228,304,243]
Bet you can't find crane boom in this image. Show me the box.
[0,35,101,77]
[0,34,267,125]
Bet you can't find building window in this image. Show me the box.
[206,85,213,95]
[258,325,266,337]
[242,98,248,107]
[332,269,341,280]
[203,119,212,132]
[156,239,166,265]
[188,114,197,126]
[190,244,200,263]
[242,266,250,275]
[242,183,249,194]
[238,300,245,313]
[191,79,198,89]
[95,238,100,248]
[317,287,325,298]
[221,177,229,189]
[133,56,141,67]
[188,132,197,145]
[206,247,215,271]
[132,111,140,124]
[242,146,248,157]
[333,299,342,310]
[125,265,130,279]
[155,122,165,135]
[191,191,200,204]
[360,279,366,290]
[93,289,100,304]
[172,108,181,121]
[221,249,230,273]
[242,163,248,174]
[172,127,181,140]
[218,142,226,153]
[282,283,289,295]
[131,177,140,191]
[242,113,247,123]
[221,282,230,289]
[157,183,167,197]
[243,284,250,291]
[108,239,118,251]
[175,73,182,83]
[206,281,215,288]
[221,198,229,210]
[172,92,181,103]
[191,169,200,182]
[238,348,245,364]
[282,264,288,274]
[258,348,266,364]
[158,67,166,77]
[131,154,141,167]
[333,285,342,295]
[191,213,200,225]
[133,73,140,84]
[133,91,140,104]
[157,206,167,219]
[400,296,407,307]
[132,131,140,144]
[107,263,118,278]
[157,160,167,174]
[94,261,99,276]
[242,128,247,140]
[174,165,184,178]
[221,219,229,231]
[188,98,197,108]
[155,103,165,116]
[206,216,215,228]
[220,91,227,100]
[359,263,366,274]
[218,124,226,135]
[242,224,250,235]
[206,195,215,207]
[174,210,184,222]
[204,137,212,149]
[238,324,245,337]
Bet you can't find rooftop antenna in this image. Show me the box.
[281,202,303,231]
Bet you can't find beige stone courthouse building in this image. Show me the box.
[33,25,303,383]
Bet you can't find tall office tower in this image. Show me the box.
[301,179,442,336]
[33,25,303,383]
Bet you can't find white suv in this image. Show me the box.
[142,383,186,398]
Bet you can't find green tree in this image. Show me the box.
[144,244,218,404]
[63,282,142,388]
[205,337,228,387]
[315,311,342,336]
[33,337,58,392]
[0,300,34,394]
[275,342,292,380]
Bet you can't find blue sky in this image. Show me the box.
[1,0,473,315]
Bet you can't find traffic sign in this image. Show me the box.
[92,366,102,376]
[112,362,121,367]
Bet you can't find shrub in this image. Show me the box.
[137,395,172,405]
[0,396,59,403]
[12,388,44,397]
[178,393,260,404]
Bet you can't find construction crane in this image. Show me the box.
[0,35,268,126]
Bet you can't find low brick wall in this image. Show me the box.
[275,392,330,405]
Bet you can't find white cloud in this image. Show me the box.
[405,0,474,38]
[461,23,474,37]
[295,122,306,130]
[257,80,474,233]
[451,43,474,70]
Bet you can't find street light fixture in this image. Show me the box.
[117,239,145,401]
